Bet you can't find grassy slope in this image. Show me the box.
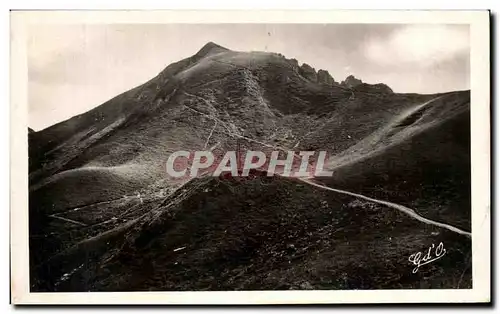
[316,91,471,230]
[29,43,472,291]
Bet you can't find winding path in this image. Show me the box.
[298,178,471,238]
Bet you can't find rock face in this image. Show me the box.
[341,75,363,88]
[294,63,338,86]
[317,69,336,85]
[298,63,318,82]
[287,58,299,71]
[340,75,393,94]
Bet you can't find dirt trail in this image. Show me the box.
[298,178,471,238]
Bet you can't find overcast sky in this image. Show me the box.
[28,24,470,130]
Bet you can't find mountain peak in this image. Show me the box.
[195,42,230,57]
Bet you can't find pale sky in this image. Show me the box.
[28,24,470,131]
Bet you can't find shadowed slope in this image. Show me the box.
[34,174,471,292]
[316,91,470,230]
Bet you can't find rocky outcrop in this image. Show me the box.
[298,63,318,82]
[195,41,229,58]
[287,58,299,72]
[295,63,339,86]
[317,69,336,85]
[341,76,393,93]
[341,75,363,88]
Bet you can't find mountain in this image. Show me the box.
[28,42,471,291]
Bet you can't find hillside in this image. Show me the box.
[29,42,472,291]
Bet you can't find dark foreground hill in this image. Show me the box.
[34,173,471,291]
[29,42,471,291]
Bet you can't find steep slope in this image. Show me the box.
[29,42,471,291]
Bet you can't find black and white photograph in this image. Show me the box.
[10,10,490,304]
